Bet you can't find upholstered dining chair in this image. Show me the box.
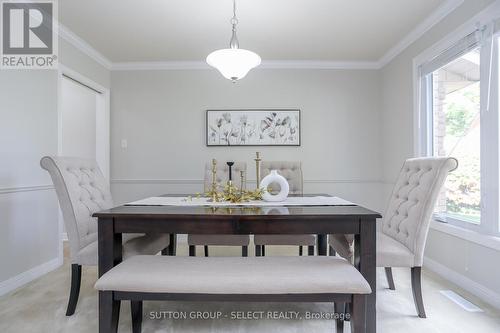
[329,157,458,319]
[254,161,316,256]
[40,156,172,316]
[188,161,250,257]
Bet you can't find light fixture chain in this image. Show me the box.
[229,0,239,49]
[230,0,238,26]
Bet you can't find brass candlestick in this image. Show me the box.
[226,161,235,195]
[240,170,245,195]
[255,152,262,190]
[210,159,218,202]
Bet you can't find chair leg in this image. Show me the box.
[189,245,196,256]
[66,264,82,316]
[204,245,209,257]
[131,301,143,333]
[255,245,261,256]
[385,267,396,290]
[262,245,266,256]
[99,291,120,333]
[168,233,176,256]
[308,245,315,256]
[242,246,248,257]
[329,246,336,256]
[351,295,367,333]
[299,246,303,256]
[411,267,426,318]
[334,302,345,333]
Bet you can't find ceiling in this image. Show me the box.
[59,0,448,63]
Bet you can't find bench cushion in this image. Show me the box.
[95,255,371,295]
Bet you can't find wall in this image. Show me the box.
[380,0,500,306]
[0,37,109,295]
[59,38,110,89]
[110,69,384,211]
[0,70,59,289]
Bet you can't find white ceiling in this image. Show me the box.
[59,0,447,63]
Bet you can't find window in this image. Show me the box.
[431,48,481,224]
[416,23,500,235]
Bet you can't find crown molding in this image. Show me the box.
[57,23,113,70]
[259,60,380,70]
[111,60,380,71]
[111,61,209,71]
[378,0,464,68]
[59,0,464,72]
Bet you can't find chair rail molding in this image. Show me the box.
[111,178,383,185]
[0,184,53,194]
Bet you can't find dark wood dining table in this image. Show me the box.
[94,194,381,333]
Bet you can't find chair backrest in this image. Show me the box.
[382,157,458,266]
[260,161,303,195]
[203,161,247,192]
[40,156,114,262]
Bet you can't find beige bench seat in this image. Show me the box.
[95,255,371,295]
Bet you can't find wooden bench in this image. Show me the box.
[95,255,372,333]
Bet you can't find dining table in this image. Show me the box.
[94,194,381,333]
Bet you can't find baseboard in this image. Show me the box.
[0,257,63,297]
[424,256,500,310]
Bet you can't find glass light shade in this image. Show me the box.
[206,48,261,81]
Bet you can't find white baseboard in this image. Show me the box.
[0,257,63,297]
[424,256,500,310]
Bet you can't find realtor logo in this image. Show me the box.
[1,0,58,69]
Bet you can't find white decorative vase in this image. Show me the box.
[260,170,290,202]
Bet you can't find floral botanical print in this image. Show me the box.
[207,110,300,146]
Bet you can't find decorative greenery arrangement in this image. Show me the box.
[205,184,264,204]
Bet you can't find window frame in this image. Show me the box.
[413,20,500,236]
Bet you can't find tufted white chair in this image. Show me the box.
[40,156,171,316]
[329,157,458,319]
[188,161,250,257]
[254,161,316,256]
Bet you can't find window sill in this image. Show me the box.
[430,220,500,252]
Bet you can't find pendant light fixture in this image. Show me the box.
[206,0,261,82]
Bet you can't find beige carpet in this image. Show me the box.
[1,242,500,333]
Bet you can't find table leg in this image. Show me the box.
[356,218,376,333]
[317,234,328,256]
[98,217,123,277]
[98,217,123,333]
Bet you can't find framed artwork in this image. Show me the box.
[206,109,301,146]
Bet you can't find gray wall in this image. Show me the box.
[0,70,59,284]
[110,69,384,211]
[380,0,500,299]
[0,37,109,293]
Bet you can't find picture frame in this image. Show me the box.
[206,109,301,146]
